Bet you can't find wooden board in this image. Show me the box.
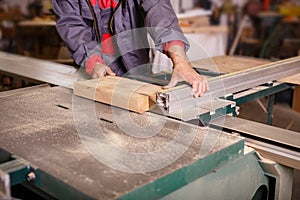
[191,56,272,73]
[73,76,161,113]
[181,26,228,34]
[179,16,210,27]
[178,15,227,34]
[293,86,300,113]
[191,55,300,84]
[280,74,300,85]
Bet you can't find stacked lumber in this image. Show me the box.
[73,76,161,113]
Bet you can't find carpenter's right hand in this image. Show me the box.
[91,63,116,79]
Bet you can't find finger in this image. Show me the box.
[190,80,199,97]
[200,82,207,97]
[198,82,206,97]
[203,80,209,93]
[196,77,209,97]
[202,79,210,95]
[203,80,208,92]
[105,67,116,76]
[195,82,203,97]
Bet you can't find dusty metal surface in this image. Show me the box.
[0,86,242,199]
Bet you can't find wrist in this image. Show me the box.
[172,55,189,66]
[167,44,189,67]
[164,41,184,54]
[86,54,105,75]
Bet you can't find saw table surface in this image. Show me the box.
[0,86,243,199]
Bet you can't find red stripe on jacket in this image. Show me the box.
[90,0,97,6]
[99,0,118,9]
[164,41,184,53]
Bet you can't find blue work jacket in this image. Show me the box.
[52,0,189,75]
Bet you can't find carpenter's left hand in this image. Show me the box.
[164,45,208,97]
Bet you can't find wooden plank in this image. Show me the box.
[97,76,160,100]
[191,55,300,84]
[191,56,271,73]
[179,16,210,28]
[74,80,149,114]
[290,52,300,113]
[280,73,300,85]
[181,26,228,34]
[293,86,300,113]
[74,77,161,113]
[18,20,56,27]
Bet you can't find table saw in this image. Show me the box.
[0,52,300,199]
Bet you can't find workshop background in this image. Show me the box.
[0,0,300,199]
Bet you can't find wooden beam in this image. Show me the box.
[293,86,300,113]
[74,77,161,113]
[192,56,300,84]
[191,56,271,73]
[280,73,300,85]
[181,26,228,34]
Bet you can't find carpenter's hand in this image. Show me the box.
[164,44,208,97]
[164,59,208,97]
[91,63,116,79]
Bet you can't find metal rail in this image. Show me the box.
[157,56,300,116]
[210,116,300,170]
[0,51,77,89]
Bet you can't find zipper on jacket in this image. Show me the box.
[109,0,124,34]
[85,0,101,42]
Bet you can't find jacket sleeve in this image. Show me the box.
[52,0,103,71]
[140,0,190,53]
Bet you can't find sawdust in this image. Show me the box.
[0,86,244,199]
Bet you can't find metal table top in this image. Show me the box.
[0,86,243,199]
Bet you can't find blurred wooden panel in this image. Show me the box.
[293,86,300,113]
[192,56,300,85]
[191,55,271,73]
